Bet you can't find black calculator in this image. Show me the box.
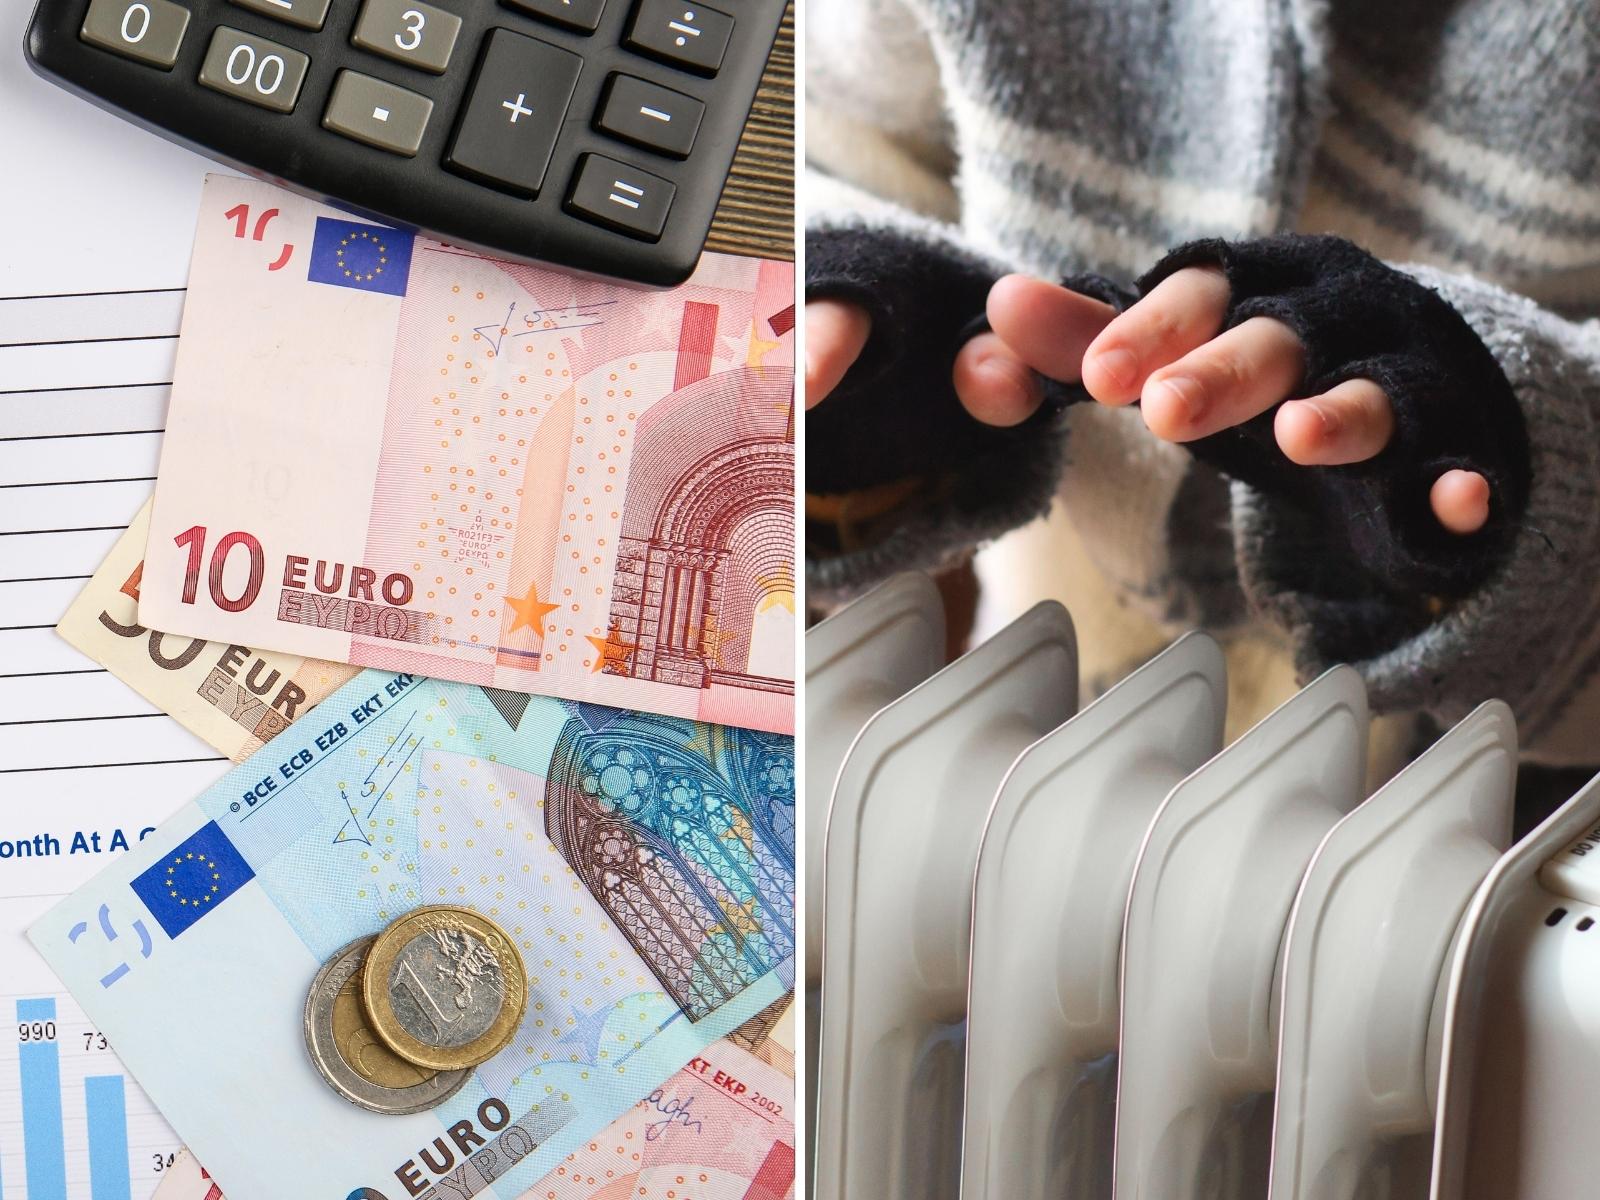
[24,0,788,285]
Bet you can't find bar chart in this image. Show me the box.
[0,650,226,1197]
[2,976,180,1199]
[0,729,222,1198]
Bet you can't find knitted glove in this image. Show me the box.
[808,231,1083,495]
[805,220,1119,592]
[1139,234,1532,598]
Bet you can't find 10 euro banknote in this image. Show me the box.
[32,670,795,1200]
[58,499,358,761]
[141,176,795,734]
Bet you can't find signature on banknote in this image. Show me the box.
[644,1089,705,1142]
[469,299,617,353]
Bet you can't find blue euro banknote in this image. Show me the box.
[30,670,794,1200]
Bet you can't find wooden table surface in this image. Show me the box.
[706,2,794,262]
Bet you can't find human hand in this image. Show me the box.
[804,278,1118,425]
[804,298,873,409]
[1078,265,1490,534]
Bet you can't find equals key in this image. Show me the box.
[567,154,676,240]
[596,74,705,158]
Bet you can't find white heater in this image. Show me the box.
[806,572,1600,1200]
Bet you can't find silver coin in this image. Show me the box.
[303,935,471,1115]
[385,924,507,1049]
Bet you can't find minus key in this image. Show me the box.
[595,74,705,158]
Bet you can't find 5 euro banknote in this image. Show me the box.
[31,670,795,1200]
[142,176,795,734]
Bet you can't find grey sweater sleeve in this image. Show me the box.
[1232,264,1600,748]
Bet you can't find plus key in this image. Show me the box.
[445,30,583,197]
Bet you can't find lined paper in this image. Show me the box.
[0,5,222,1189]
[0,289,221,775]
[0,290,217,1198]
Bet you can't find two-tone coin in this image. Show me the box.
[361,905,527,1072]
[303,934,471,1114]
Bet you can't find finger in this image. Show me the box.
[1431,469,1491,535]
[1081,266,1231,405]
[805,299,872,409]
[1274,378,1396,465]
[1141,316,1306,442]
[986,274,1118,383]
[953,332,1044,427]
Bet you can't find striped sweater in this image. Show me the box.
[805,0,1600,767]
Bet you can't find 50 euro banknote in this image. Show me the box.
[57,499,358,761]
[141,176,796,735]
[153,1036,794,1200]
[32,670,795,1200]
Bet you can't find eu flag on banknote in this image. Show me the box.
[130,821,254,939]
[307,216,414,297]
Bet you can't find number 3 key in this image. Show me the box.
[351,0,462,74]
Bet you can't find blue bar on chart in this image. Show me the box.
[16,996,67,1200]
[86,1074,132,1200]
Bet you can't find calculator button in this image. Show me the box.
[624,0,732,75]
[351,0,461,74]
[80,0,190,69]
[198,27,309,113]
[566,154,675,240]
[502,0,606,35]
[596,74,703,158]
[445,30,582,197]
[228,0,331,32]
[322,71,434,155]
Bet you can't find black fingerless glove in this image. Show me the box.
[806,230,1089,496]
[805,222,1122,592]
[1139,234,1531,599]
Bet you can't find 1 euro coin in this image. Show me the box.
[361,905,527,1071]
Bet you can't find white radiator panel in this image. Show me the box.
[804,571,946,987]
[962,632,1226,1200]
[813,600,1079,1200]
[1271,701,1515,1200]
[1114,666,1369,1200]
[804,573,1591,1200]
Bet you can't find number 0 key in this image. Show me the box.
[80,0,191,69]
